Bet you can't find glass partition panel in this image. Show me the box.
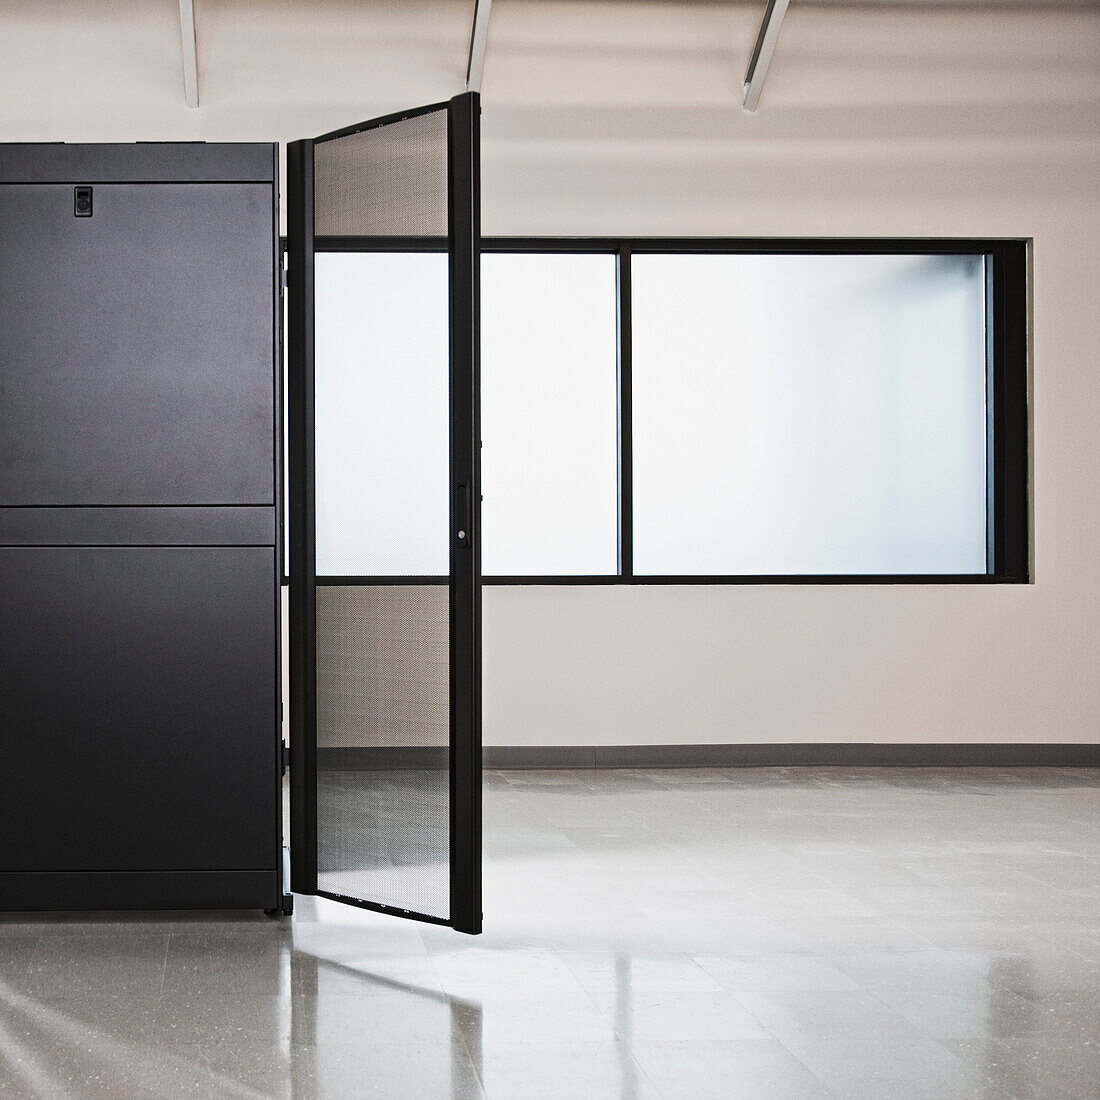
[480,252,619,576]
[314,251,450,578]
[631,253,988,575]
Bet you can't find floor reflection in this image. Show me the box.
[0,766,1095,1098]
[613,953,641,1098]
[289,944,483,1100]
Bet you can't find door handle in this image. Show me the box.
[456,483,471,549]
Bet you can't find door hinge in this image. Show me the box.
[281,740,290,775]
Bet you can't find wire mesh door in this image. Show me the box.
[288,94,481,933]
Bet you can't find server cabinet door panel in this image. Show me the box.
[289,93,482,933]
[0,547,279,872]
[0,184,274,506]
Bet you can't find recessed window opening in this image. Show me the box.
[297,238,1028,586]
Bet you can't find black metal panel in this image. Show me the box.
[0,183,274,506]
[287,138,318,896]
[0,142,282,914]
[484,237,1021,254]
[0,142,275,183]
[316,576,451,586]
[623,237,1024,254]
[991,240,1030,581]
[447,92,482,936]
[315,235,448,252]
[0,871,280,912]
[0,506,276,546]
[0,547,279,873]
[485,574,1015,586]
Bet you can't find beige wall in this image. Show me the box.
[3,0,1097,746]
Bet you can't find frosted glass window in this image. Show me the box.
[481,253,619,575]
[314,252,449,576]
[631,253,988,575]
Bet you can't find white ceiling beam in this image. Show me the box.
[742,0,790,114]
[179,0,199,108]
[466,0,492,93]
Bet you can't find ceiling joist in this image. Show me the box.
[179,0,199,108]
[743,0,790,113]
[466,0,493,93]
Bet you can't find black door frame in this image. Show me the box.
[287,93,482,935]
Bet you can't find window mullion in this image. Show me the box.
[616,242,634,581]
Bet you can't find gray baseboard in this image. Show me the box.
[483,743,1100,769]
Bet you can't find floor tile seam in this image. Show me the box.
[823,964,1008,999]
[764,910,941,949]
[711,987,812,1045]
[453,1027,489,1100]
[474,1039,664,1100]
[158,931,171,995]
[888,919,1082,959]
[13,935,41,980]
[796,1061,866,1100]
[925,1032,1032,1099]
[693,1003,847,1098]
[606,1042,666,1100]
[736,882,892,911]
[717,843,829,872]
[1002,865,1086,889]
[574,966,631,1031]
[733,980,935,1026]
[421,934,486,1008]
[645,1038,843,1100]
[855,982,1017,1047]
[782,1034,1002,1097]
[835,913,949,952]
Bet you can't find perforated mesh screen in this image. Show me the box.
[315,585,450,919]
[314,109,448,238]
[311,106,453,922]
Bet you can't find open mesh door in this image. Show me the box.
[288,94,481,933]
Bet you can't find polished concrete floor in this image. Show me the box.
[0,766,1097,1099]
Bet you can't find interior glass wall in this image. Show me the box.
[630,253,988,575]
[480,252,619,576]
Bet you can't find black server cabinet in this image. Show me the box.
[0,144,283,911]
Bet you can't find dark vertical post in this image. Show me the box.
[616,243,634,580]
[272,145,289,907]
[1001,241,1030,581]
[287,139,318,894]
[447,92,483,934]
[991,241,1030,581]
[985,254,996,574]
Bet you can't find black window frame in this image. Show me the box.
[482,237,1029,586]
[283,236,1029,587]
